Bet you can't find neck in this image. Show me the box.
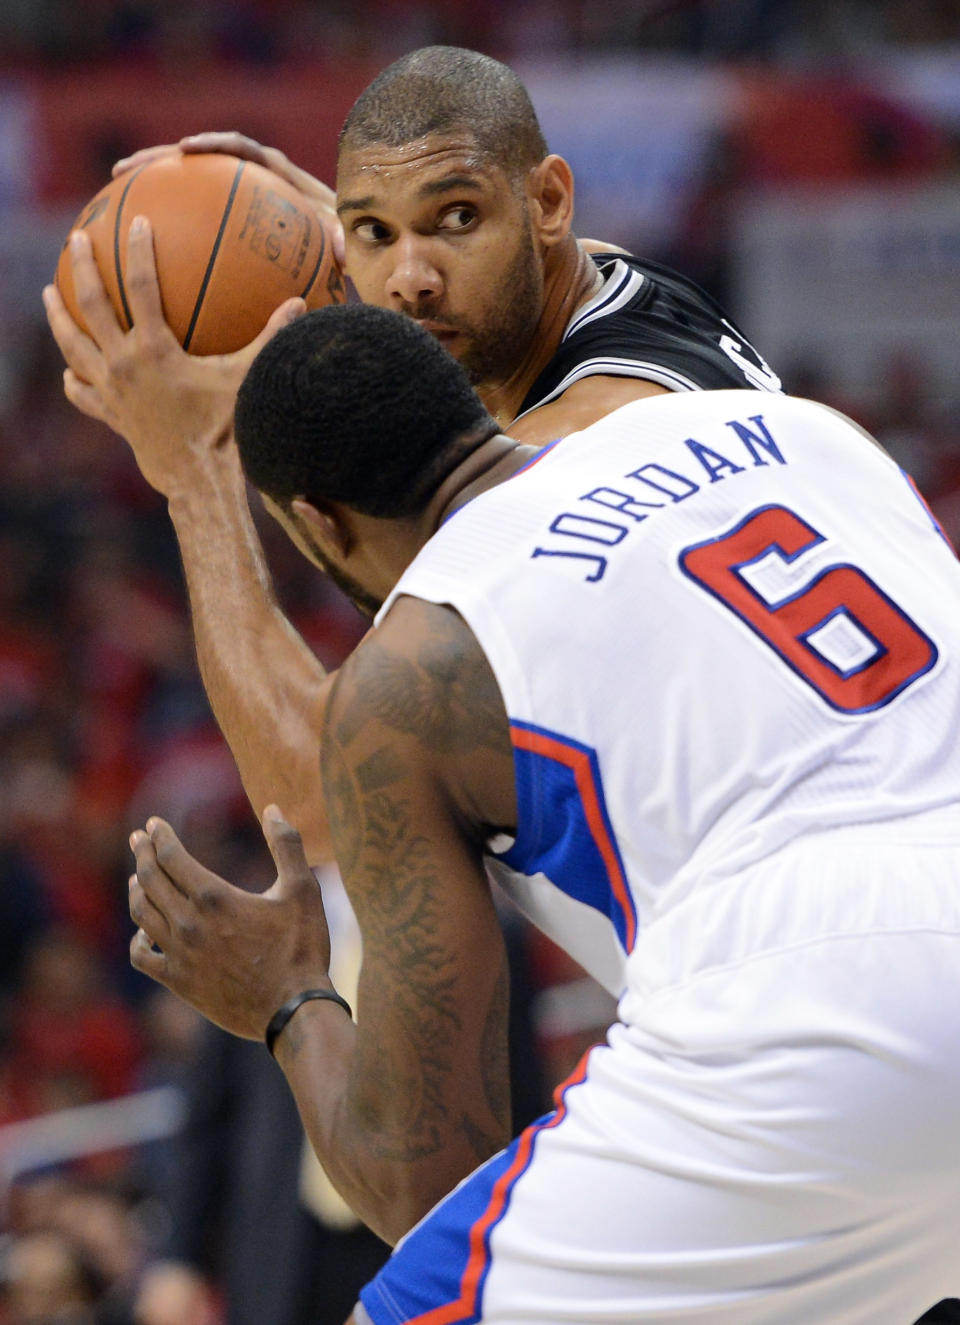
[422,433,538,535]
[476,238,603,429]
[338,435,543,611]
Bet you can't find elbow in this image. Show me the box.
[339,1177,432,1248]
[376,1137,508,1245]
[375,1180,453,1247]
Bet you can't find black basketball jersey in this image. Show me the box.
[515,253,781,422]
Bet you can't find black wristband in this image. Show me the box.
[265,987,353,1056]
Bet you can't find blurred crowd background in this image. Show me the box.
[1,2,959,1323]
[0,0,958,66]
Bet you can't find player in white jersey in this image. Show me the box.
[126,304,960,1324]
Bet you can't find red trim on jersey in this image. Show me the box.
[906,473,957,556]
[408,1051,593,1325]
[512,438,562,477]
[510,725,637,952]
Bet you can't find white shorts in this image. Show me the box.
[358,816,960,1324]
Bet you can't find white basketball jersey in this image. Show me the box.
[376,392,960,995]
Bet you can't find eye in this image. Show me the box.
[437,206,476,232]
[351,219,392,244]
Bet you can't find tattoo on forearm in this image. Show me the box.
[317,605,511,1169]
[321,714,460,1161]
[357,796,461,1160]
[481,952,511,1128]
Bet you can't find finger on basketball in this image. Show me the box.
[43,283,103,383]
[179,131,271,168]
[59,154,344,358]
[331,220,346,267]
[69,230,126,351]
[123,216,168,330]
[243,298,306,362]
[112,143,180,178]
[178,132,337,239]
[177,133,339,234]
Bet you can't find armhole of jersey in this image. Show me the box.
[512,356,700,423]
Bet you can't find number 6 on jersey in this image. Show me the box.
[679,505,938,713]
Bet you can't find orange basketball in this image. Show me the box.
[55,153,345,355]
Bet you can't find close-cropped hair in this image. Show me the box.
[234,304,499,519]
[339,45,549,181]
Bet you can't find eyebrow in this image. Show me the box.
[336,173,487,215]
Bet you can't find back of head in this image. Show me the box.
[339,46,549,181]
[234,304,498,518]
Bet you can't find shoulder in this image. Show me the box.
[517,253,781,418]
[324,598,516,836]
[508,374,668,446]
[330,599,495,745]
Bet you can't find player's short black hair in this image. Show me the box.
[234,304,499,519]
[339,46,549,182]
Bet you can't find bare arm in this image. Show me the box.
[44,219,335,860]
[167,449,337,859]
[285,600,515,1234]
[128,598,515,1243]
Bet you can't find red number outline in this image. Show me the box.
[679,504,938,713]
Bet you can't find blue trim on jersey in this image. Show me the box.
[358,1057,592,1325]
[357,1147,514,1324]
[439,441,564,527]
[495,719,637,952]
[513,438,562,476]
[900,467,956,552]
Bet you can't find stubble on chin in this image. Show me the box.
[457,229,543,391]
[296,520,382,620]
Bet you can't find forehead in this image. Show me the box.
[336,132,513,212]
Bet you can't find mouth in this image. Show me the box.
[415,318,459,343]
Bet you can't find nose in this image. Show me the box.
[384,234,443,308]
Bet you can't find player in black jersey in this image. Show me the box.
[329,47,778,447]
[93,48,778,454]
[515,250,782,419]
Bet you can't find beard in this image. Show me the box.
[400,220,544,391]
[457,223,544,389]
[295,519,383,621]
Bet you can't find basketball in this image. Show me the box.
[54,153,345,355]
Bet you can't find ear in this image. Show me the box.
[291,497,350,557]
[526,154,575,249]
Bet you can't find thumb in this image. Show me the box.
[256,297,306,352]
[233,299,305,372]
[63,369,111,425]
[261,804,312,884]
